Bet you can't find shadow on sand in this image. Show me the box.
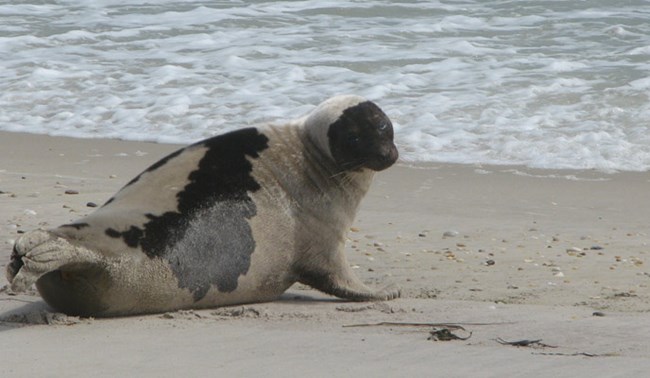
[0,289,340,330]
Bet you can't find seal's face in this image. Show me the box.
[327,101,399,172]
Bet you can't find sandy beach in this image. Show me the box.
[1,130,649,376]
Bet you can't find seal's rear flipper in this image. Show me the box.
[6,229,56,285]
[7,229,98,292]
[7,244,26,284]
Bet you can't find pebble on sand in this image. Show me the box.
[443,230,459,238]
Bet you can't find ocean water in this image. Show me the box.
[1,1,650,171]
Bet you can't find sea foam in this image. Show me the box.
[1,1,650,172]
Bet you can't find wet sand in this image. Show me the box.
[1,131,649,376]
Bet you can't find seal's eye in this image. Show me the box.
[347,135,360,144]
[378,122,388,131]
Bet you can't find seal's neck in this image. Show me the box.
[297,121,374,195]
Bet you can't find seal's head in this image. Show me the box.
[305,95,399,172]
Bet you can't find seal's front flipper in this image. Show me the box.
[298,254,401,302]
[7,229,98,292]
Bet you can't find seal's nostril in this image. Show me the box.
[366,144,399,171]
[381,145,398,162]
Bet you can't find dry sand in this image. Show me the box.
[1,131,649,376]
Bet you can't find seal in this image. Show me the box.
[6,95,400,317]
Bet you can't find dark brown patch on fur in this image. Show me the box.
[105,128,269,301]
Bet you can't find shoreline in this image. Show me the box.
[2,130,650,375]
